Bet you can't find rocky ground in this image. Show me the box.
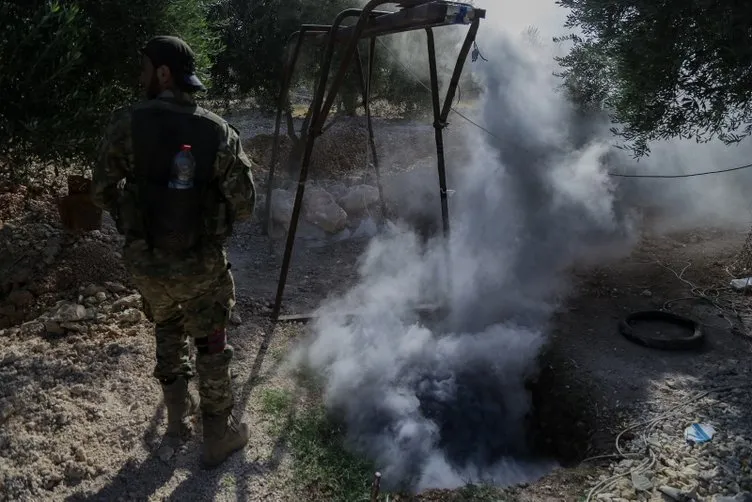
[1,115,752,502]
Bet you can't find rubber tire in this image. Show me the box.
[618,310,704,351]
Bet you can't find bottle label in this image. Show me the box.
[169,150,195,189]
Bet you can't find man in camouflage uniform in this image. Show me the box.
[91,36,255,469]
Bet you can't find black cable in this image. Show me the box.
[376,38,752,181]
[608,162,752,178]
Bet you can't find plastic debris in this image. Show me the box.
[658,485,698,501]
[684,423,716,444]
[730,277,752,292]
[631,471,653,491]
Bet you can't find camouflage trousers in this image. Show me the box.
[130,265,237,416]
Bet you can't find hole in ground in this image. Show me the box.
[526,346,610,468]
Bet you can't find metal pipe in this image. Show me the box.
[367,37,388,222]
[426,28,450,239]
[326,1,465,42]
[264,31,308,236]
[440,17,481,122]
[354,39,388,223]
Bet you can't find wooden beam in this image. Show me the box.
[276,304,446,323]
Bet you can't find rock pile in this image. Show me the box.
[585,362,752,502]
[269,183,382,245]
[2,282,142,340]
[0,196,128,330]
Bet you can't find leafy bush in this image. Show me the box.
[209,0,433,114]
[0,0,221,182]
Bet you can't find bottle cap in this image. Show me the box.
[181,144,192,151]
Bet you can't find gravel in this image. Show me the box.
[585,361,752,502]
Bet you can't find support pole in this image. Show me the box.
[426,28,450,239]
[272,9,372,320]
[355,39,388,223]
[264,26,332,237]
[264,34,305,237]
[440,17,480,123]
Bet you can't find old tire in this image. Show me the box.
[619,310,704,350]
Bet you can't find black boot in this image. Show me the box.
[200,411,249,469]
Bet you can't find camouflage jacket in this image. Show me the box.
[92,91,255,277]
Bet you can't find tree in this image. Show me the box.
[555,0,752,157]
[0,0,221,181]
[209,0,433,114]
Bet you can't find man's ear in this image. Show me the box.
[156,65,172,86]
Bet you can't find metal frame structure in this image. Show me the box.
[265,1,486,320]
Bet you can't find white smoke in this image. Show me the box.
[289,4,634,493]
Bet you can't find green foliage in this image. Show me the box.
[0,0,222,180]
[210,0,432,114]
[555,0,752,157]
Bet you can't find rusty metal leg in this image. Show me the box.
[426,28,450,239]
[366,37,388,223]
[272,11,362,320]
[440,17,481,122]
[427,27,453,302]
[355,40,388,223]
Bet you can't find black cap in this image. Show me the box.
[141,36,206,92]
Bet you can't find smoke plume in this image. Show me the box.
[287,0,752,493]
[290,8,633,492]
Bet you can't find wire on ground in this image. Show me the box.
[584,382,752,502]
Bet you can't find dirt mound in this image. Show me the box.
[0,294,155,501]
[0,189,128,329]
[245,123,370,183]
[0,189,154,501]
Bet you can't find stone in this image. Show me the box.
[104,282,128,294]
[270,189,295,230]
[117,309,144,324]
[715,495,752,502]
[8,289,34,307]
[94,291,107,304]
[60,323,85,333]
[82,284,105,297]
[332,228,352,242]
[157,445,175,463]
[230,312,243,326]
[303,186,347,234]
[328,183,349,200]
[352,217,379,239]
[64,461,88,482]
[296,221,328,241]
[54,303,87,323]
[338,184,380,215]
[112,294,142,313]
[20,321,45,337]
[45,321,65,336]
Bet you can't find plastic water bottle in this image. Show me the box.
[168,144,195,189]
